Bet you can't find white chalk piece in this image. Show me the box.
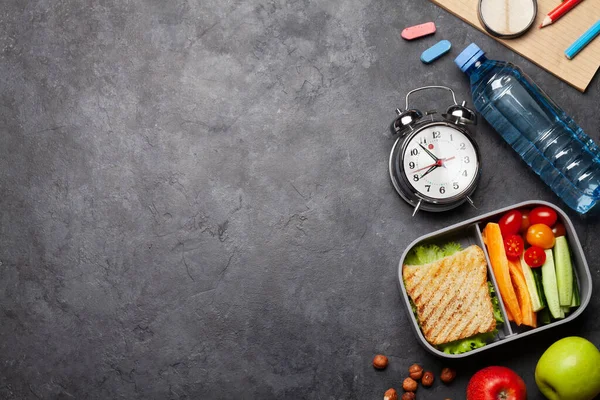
[479,0,537,39]
[420,40,452,64]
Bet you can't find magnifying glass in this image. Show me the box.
[479,0,537,39]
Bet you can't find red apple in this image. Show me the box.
[466,366,527,400]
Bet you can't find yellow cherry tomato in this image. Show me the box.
[526,224,555,249]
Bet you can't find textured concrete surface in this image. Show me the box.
[1,0,599,399]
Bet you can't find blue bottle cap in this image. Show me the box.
[455,43,485,72]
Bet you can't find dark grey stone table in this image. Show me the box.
[1,1,599,399]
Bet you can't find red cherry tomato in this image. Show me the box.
[552,222,566,237]
[529,206,558,227]
[520,209,531,233]
[524,246,546,267]
[526,224,555,249]
[499,210,522,237]
[503,234,524,259]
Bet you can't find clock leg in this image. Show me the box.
[466,196,477,209]
[412,199,423,217]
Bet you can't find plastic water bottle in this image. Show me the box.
[455,43,600,214]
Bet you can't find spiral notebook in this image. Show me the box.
[430,0,600,92]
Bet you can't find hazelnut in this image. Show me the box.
[373,354,389,370]
[440,367,456,384]
[421,371,434,387]
[384,388,398,400]
[408,363,423,380]
[401,392,416,400]
[402,377,418,392]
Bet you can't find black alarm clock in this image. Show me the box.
[389,86,480,216]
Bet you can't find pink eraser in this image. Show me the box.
[401,22,436,40]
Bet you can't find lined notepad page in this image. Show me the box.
[430,0,600,92]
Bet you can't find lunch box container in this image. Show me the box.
[397,200,592,358]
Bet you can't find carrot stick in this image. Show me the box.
[506,304,514,322]
[483,223,523,325]
[508,258,537,327]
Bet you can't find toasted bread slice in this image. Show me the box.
[403,245,496,346]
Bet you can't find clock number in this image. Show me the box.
[425,185,431,192]
[450,134,453,141]
[410,148,418,156]
[409,162,415,169]
[460,143,466,150]
[464,156,470,163]
[419,137,428,145]
[413,174,419,181]
[439,186,446,194]
[432,131,441,139]
[453,182,459,190]
[462,170,468,177]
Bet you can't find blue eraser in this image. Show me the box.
[421,40,452,64]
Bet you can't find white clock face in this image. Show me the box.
[402,124,478,200]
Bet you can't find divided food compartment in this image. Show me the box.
[397,200,592,359]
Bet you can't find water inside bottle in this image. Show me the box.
[470,62,600,214]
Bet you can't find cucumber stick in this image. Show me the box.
[553,236,574,306]
[519,255,545,311]
[538,307,551,325]
[541,249,563,319]
[571,271,580,307]
[533,269,546,308]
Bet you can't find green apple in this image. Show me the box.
[535,336,600,400]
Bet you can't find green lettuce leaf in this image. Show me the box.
[438,330,498,355]
[442,242,462,257]
[403,251,422,266]
[488,282,505,324]
[404,243,461,265]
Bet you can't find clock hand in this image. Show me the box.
[414,156,455,173]
[419,143,439,161]
[439,156,456,168]
[419,164,438,180]
[413,161,438,173]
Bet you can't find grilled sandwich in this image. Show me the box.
[403,245,496,346]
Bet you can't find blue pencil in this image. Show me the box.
[565,20,600,60]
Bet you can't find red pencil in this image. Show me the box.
[540,0,584,28]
